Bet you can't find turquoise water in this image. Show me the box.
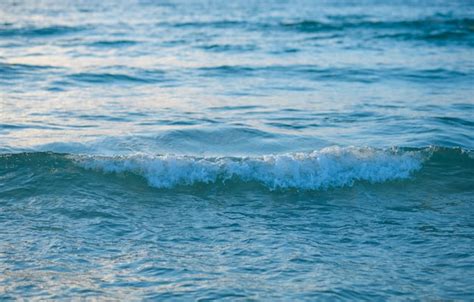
[1,0,474,300]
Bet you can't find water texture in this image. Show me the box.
[1,0,473,300]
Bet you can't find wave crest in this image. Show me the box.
[75,147,423,190]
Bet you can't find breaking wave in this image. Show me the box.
[2,146,472,191]
[75,146,424,190]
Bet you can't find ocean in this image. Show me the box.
[1,0,473,300]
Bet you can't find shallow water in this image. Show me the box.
[1,0,474,300]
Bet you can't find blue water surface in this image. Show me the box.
[1,0,473,300]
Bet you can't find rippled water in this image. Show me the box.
[1,0,473,300]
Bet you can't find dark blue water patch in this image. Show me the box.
[46,86,66,92]
[121,111,150,117]
[0,25,90,38]
[196,65,255,77]
[68,73,146,84]
[326,14,370,22]
[414,104,446,113]
[0,124,26,133]
[208,105,264,111]
[280,20,341,32]
[161,20,254,30]
[86,40,140,48]
[159,38,189,47]
[194,64,472,84]
[275,47,301,54]
[451,103,474,111]
[362,103,406,110]
[47,80,74,91]
[137,119,199,126]
[300,66,471,83]
[432,116,474,128]
[75,114,132,122]
[138,0,176,7]
[0,123,67,134]
[0,62,58,76]
[375,31,474,45]
[197,43,257,52]
[112,15,474,45]
[303,32,343,42]
[0,63,64,88]
[2,123,60,131]
[66,69,170,85]
[0,22,14,27]
[265,122,319,130]
[279,17,474,33]
[397,68,472,82]
[277,16,474,47]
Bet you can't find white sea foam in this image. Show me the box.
[75,146,424,190]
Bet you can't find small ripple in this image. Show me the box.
[198,44,257,52]
[432,116,474,128]
[280,17,474,33]
[197,65,255,77]
[280,20,340,32]
[0,123,64,131]
[208,105,264,111]
[451,103,474,111]
[75,114,131,122]
[164,20,250,29]
[87,40,139,48]
[196,64,466,83]
[376,31,474,45]
[66,70,169,85]
[0,25,90,38]
[265,122,317,130]
[0,63,58,75]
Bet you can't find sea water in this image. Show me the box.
[1,0,473,300]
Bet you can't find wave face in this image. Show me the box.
[76,147,423,190]
[2,146,472,192]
